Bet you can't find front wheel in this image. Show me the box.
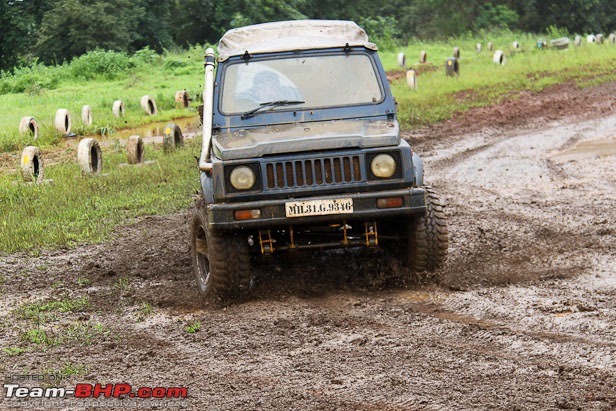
[191,208,251,301]
[405,186,449,274]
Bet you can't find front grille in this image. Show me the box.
[265,156,363,190]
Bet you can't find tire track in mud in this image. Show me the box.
[2,83,616,410]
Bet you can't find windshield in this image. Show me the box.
[220,53,383,114]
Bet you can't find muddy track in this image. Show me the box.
[1,81,615,410]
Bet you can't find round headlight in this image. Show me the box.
[371,154,396,178]
[230,166,256,190]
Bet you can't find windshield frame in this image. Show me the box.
[212,47,396,130]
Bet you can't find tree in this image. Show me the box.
[0,0,52,71]
[35,0,145,64]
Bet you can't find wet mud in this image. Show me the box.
[1,81,615,410]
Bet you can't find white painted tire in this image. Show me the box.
[175,90,189,108]
[112,100,125,117]
[54,108,71,134]
[140,95,158,116]
[610,33,616,44]
[19,116,39,139]
[476,43,482,53]
[419,50,427,64]
[81,105,92,126]
[397,52,406,68]
[512,41,519,49]
[596,34,604,44]
[21,146,44,183]
[575,35,582,46]
[587,35,596,43]
[493,50,506,65]
[78,138,103,175]
[127,135,144,165]
[163,124,183,151]
[453,47,460,59]
[487,41,493,51]
[406,70,417,90]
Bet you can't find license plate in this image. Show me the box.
[285,198,353,218]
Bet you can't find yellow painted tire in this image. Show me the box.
[163,124,183,151]
[21,146,44,183]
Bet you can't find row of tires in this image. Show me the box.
[397,33,616,69]
[19,124,184,184]
[18,91,191,140]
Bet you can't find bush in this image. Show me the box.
[0,64,63,95]
[70,49,134,80]
[358,16,400,51]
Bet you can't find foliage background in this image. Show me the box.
[2,0,616,71]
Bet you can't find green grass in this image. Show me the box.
[183,321,201,334]
[0,140,200,253]
[383,32,616,128]
[1,32,615,254]
[0,46,205,152]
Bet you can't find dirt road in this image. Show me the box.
[1,82,615,410]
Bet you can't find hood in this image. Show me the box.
[212,119,399,160]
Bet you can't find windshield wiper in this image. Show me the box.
[240,100,305,120]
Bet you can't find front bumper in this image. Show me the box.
[207,187,426,232]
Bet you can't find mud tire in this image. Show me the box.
[140,95,158,116]
[77,138,103,175]
[127,135,144,164]
[54,108,71,134]
[191,207,251,302]
[406,186,448,275]
[112,100,125,117]
[19,116,39,139]
[81,105,93,126]
[175,90,189,108]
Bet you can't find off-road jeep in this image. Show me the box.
[191,20,448,300]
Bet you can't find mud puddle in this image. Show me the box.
[550,136,616,163]
[60,116,201,149]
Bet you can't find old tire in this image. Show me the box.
[191,208,251,301]
[55,108,71,134]
[493,50,506,65]
[406,70,417,90]
[420,50,427,63]
[453,46,460,59]
[19,116,39,139]
[405,186,448,274]
[21,146,44,183]
[175,90,189,108]
[163,124,183,151]
[112,100,125,117]
[140,95,158,116]
[127,135,144,164]
[77,138,103,175]
[397,52,406,68]
[81,105,92,125]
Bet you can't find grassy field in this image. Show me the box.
[1,32,615,254]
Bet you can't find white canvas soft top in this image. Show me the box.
[217,20,376,61]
